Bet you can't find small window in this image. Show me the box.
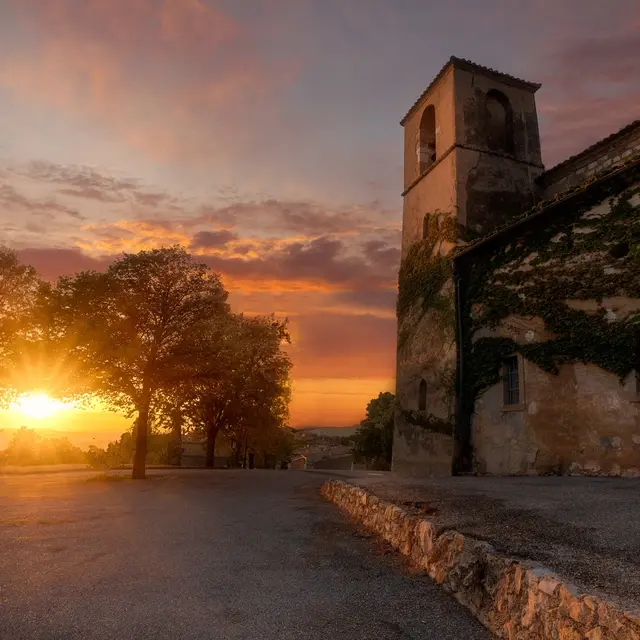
[418,379,427,411]
[502,356,520,406]
[422,214,429,240]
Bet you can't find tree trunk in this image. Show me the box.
[132,392,151,479]
[169,410,182,466]
[205,424,218,468]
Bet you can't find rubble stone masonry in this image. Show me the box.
[321,479,640,640]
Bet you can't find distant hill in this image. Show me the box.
[295,425,358,437]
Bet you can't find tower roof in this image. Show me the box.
[400,56,542,126]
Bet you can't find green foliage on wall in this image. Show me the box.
[462,181,640,400]
[397,212,458,351]
[396,212,459,433]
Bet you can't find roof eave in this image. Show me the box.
[400,56,541,127]
[453,157,640,261]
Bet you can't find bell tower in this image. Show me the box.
[400,56,543,254]
[393,57,543,477]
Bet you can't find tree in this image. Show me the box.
[2,427,85,466]
[223,314,292,468]
[0,247,43,406]
[352,392,396,470]
[45,246,230,479]
[175,313,293,468]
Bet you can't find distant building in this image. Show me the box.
[288,455,307,470]
[180,439,232,468]
[394,56,640,478]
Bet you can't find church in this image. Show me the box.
[392,56,640,477]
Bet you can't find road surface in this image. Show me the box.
[0,469,493,639]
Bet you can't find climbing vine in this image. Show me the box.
[396,212,460,433]
[396,156,640,435]
[397,211,459,350]
[460,169,640,402]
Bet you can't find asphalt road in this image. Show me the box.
[0,469,492,639]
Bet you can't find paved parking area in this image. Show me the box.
[0,469,492,639]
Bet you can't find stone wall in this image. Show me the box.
[459,167,640,477]
[537,121,640,198]
[321,479,640,640]
[395,60,544,477]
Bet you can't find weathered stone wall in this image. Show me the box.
[395,62,545,477]
[321,479,640,640]
[473,352,640,477]
[453,66,543,167]
[538,121,640,199]
[456,149,541,235]
[394,219,456,477]
[453,65,543,235]
[396,65,458,477]
[463,174,640,477]
[402,66,456,195]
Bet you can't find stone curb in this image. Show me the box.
[320,479,640,640]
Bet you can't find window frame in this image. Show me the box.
[501,354,525,412]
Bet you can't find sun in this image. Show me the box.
[14,392,67,420]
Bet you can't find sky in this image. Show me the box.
[0,0,638,444]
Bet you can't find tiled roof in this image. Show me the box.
[538,120,640,182]
[400,56,541,126]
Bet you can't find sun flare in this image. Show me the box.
[14,392,67,420]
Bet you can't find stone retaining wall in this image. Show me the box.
[321,479,640,640]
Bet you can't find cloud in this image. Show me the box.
[191,229,237,249]
[0,0,301,166]
[0,183,84,220]
[288,313,396,378]
[200,235,396,292]
[543,32,640,89]
[194,199,399,238]
[362,239,401,270]
[536,30,640,166]
[22,160,140,192]
[57,187,126,204]
[16,247,114,281]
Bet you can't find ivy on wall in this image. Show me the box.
[396,212,459,433]
[461,176,640,401]
[396,157,640,435]
[396,212,458,351]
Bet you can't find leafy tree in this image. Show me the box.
[45,247,230,478]
[224,314,292,467]
[175,313,293,468]
[0,247,43,406]
[352,392,396,470]
[2,426,85,466]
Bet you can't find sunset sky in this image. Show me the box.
[0,0,638,444]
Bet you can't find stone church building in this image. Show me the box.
[393,56,640,477]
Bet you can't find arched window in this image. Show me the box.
[485,90,514,154]
[416,105,436,173]
[418,379,427,411]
